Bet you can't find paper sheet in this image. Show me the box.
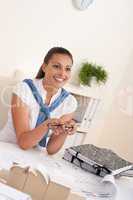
[0,182,31,200]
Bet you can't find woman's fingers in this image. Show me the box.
[48,118,77,136]
[63,120,77,135]
[53,126,63,135]
[48,118,60,129]
[48,119,63,135]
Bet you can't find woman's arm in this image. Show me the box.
[11,94,58,150]
[46,132,68,155]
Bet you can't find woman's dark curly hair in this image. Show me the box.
[36,47,73,79]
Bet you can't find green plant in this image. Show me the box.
[79,62,108,86]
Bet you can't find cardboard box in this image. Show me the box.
[7,164,70,200]
[0,169,9,183]
[7,165,29,190]
[43,181,70,200]
[23,169,49,200]
[0,164,85,200]
[67,193,85,200]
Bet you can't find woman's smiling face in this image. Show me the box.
[42,53,73,89]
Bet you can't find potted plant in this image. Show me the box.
[78,62,108,87]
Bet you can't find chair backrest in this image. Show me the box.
[0,70,25,129]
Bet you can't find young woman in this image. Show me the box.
[0,47,77,154]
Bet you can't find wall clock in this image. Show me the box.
[73,0,94,10]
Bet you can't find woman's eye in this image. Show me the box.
[53,64,60,68]
[66,67,71,72]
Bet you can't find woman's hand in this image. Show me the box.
[48,113,77,136]
[47,118,62,135]
[46,114,77,155]
[61,119,77,135]
[48,118,77,136]
[47,118,60,128]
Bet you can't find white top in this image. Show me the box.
[0,79,77,144]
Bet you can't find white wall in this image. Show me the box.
[0,0,133,160]
[0,0,132,76]
[97,59,133,162]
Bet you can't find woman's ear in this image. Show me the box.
[41,63,46,73]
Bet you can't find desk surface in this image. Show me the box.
[0,142,132,200]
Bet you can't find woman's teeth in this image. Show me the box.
[54,77,64,82]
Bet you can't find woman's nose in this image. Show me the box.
[59,68,67,77]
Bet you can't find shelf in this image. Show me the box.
[64,83,103,99]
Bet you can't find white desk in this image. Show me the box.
[0,142,132,200]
